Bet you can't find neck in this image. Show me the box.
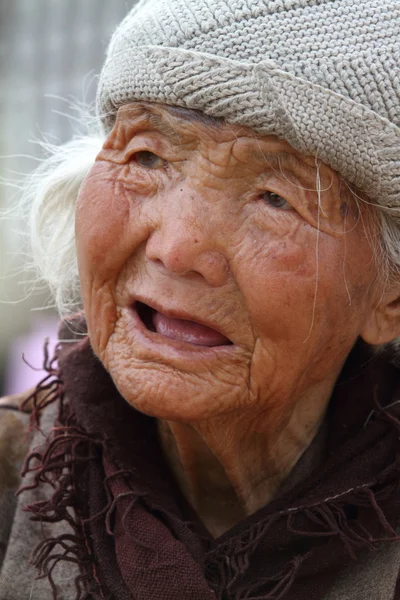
[158,386,331,537]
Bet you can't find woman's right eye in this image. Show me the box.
[134,151,165,169]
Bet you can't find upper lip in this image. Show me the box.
[132,295,233,343]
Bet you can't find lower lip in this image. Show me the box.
[125,305,236,359]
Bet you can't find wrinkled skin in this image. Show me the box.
[76,103,400,535]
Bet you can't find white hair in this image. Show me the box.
[12,132,105,314]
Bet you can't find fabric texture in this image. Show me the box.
[0,408,30,572]
[0,402,80,600]
[323,541,400,600]
[8,318,400,600]
[97,0,400,214]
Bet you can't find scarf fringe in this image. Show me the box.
[18,343,400,600]
[18,346,108,600]
[207,454,400,598]
[207,484,400,600]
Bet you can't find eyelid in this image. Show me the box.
[256,172,309,214]
[125,133,167,159]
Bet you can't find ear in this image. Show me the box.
[360,284,400,345]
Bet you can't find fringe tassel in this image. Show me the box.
[17,343,108,600]
[206,478,400,600]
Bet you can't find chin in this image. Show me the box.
[104,350,246,423]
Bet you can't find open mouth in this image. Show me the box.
[135,301,232,347]
[136,301,157,332]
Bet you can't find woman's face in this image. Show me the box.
[76,102,382,424]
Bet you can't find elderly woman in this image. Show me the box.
[1,0,400,599]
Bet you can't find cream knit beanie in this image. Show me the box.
[97,0,400,210]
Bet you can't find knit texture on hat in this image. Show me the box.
[97,0,400,209]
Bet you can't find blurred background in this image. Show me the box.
[0,0,131,396]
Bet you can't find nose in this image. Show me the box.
[145,189,229,287]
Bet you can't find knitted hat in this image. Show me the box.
[97,0,400,209]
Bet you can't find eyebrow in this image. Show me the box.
[142,105,223,143]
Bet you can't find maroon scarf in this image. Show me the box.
[19,324,400,600]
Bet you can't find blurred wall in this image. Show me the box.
[0,0,131,393]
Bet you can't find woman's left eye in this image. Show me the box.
[134,151,165,169]
[260,191,292,210]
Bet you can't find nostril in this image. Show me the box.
[136,302,156,332]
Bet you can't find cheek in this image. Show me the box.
[76,163,133,277]
[75,162,145,354]
[237,224,375,351]
[236,227,317,338]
